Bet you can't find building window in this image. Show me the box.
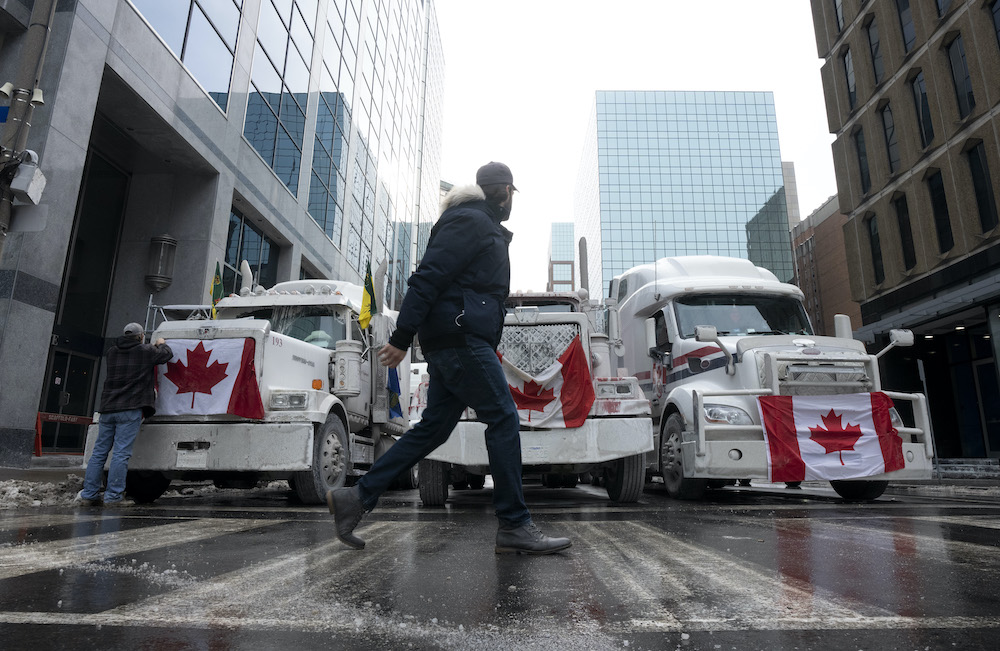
[947,35,976,119]
[131,0,241,111]
[967,142,999,232]
[834,0,845,31]
[936,0,952,17]
[911,71,934,148]
[880,104,900,175]
[243,0,317,195]
[892,195,917,270]
[855,130,871,194]
[843,49,857,110]
[896,0,915,53]
[867,19,884,84]
[867,215,885,285]
[927,171,954,253]
[223,208,279,295]
[993,1,1000,50]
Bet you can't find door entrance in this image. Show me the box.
[37,150,130,452]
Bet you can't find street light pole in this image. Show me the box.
[0,0,57,259]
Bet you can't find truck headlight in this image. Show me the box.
[703,404,753,425]
[269,392,308,410]
[596,380,637,399]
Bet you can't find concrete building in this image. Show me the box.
[0,0,443,462]
[546,222,574,292]
[811,0,1000,459]
[791,195,862,336]
[575,90,797,300]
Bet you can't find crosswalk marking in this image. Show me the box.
[0,517,282,580]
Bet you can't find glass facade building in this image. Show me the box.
[547,222,575,292]
[132,0,443,308]
[576,90,794,299]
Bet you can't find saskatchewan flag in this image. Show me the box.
[359,260,377,329]
[387,367,403,418]
[211,262,223,319]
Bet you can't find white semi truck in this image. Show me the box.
[417,289,654,505]
[611,256,934,501]
[84,269,412,504]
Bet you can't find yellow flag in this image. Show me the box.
[211,262,223,319]
[359,260,377,329]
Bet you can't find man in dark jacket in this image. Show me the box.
[327,162,571,555]
[77,322,173,506]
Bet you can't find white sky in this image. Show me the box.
[433,0,837,291]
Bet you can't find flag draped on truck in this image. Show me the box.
[757,392,905,482]
[500,335,595,428]
[156,338,265,419]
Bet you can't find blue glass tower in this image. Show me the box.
[576,90,794,298]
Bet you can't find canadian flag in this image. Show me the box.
[500,335,595,428]
[757,392,905,482]
[156,338,265,419]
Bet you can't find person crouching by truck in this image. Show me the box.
[76,322,173,507]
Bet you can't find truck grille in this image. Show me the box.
[499,323,582,376]
[758,353,873,396]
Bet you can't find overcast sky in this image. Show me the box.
[432,0,837,292]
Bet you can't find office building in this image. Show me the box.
[0,0,443,461]
[575,90,796,300]
[547,222,575,292]
[811,0,1000,460]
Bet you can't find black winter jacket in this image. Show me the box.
[388,184,512,353]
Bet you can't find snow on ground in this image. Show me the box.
[0,475,291,510]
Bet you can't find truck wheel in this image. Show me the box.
[294,415,349,505]
[418,459,449,506]
[125,471,171,503]
[468,473,486,490]
[559,474,579,488]
[395,464,419,490]
[830,479,888,501]
[660,413,707,500]
[606,454,643,502]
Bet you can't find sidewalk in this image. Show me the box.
[4,455,999,501]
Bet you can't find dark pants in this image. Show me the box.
[356,337,531,527]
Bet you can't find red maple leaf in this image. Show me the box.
[162,342,230,408]
[510,379,556,414]
[809,409,863,465]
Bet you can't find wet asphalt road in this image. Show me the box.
[2,480,1000,650]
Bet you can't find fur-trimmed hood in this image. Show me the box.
[440,184,485,214]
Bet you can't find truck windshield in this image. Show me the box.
[674,294,812,338]
[270,306,349,349]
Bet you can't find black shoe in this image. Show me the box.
[326,487,366,549]
[495,521,571,555]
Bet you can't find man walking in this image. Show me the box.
[78,322,173,506]
[327,162,571,555]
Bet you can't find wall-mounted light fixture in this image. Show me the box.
[145,234,178,292]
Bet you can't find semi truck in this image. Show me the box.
[417,289,654,505]
[611,256,934,501]
[84,266,411,504]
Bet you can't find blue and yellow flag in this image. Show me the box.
[210,262,223,319]
[386,367,403,418]
[359,260,377,329]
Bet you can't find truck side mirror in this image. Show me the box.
[695,325,718,342]
[875,329,914,359]
[889,329,914,347]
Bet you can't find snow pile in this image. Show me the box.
[0,474,83,509]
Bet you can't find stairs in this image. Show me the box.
[935,458,1000,479]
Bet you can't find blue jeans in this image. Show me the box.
[82,409,143,502]
[357,338,531,527]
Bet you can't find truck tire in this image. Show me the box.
[125,471,171,503]
[660,413,707,500]
[418,459,449,506]
[830,479,888,501]
[606,453,643,503]
[294,415,349,505]
[468,473,486,490]
[394,464,419,490]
